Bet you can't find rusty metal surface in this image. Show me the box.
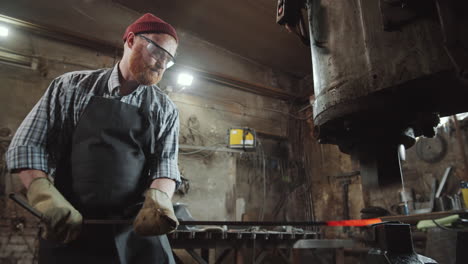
[307,0,454,126]
[305,0,468,193]
[312,70,467,145]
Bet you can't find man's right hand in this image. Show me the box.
[27,177,83,243]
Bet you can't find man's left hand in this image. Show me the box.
[133,188,179,236]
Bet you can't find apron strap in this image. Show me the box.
[141,89,156,154]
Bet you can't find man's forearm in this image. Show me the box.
[150,178,176,198]
[17,169,47,189]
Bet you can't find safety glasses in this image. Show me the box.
[138,35,175,69]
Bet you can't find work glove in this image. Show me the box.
[27,177,83,243]
[133,188,179,236]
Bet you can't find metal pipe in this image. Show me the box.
[0,14,120,58]
[169,65,296,100]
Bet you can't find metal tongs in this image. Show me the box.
[10,192,384,227]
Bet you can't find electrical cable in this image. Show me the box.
[179,143,226,155]
[179,123,224,152]
[297,104,312,113]
[172,100,283,123]
[297,12,311,46]
[256,139,267,222]
[286,103,319,231]
[173,99,311,121]
[262,107,313,120]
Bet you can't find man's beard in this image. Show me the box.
[129,49,163,85]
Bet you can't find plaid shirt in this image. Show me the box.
[6,64,181,187]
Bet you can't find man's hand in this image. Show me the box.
[133,188,179,236]
[27,177,82,243]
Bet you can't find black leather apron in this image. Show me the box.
[39,69,175,264]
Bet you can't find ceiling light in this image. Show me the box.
[177,73,194,87]
[0,26,8,37]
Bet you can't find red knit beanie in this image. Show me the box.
[123,13,178,43]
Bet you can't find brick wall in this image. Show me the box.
[1,129,39,264]
[0,196,40,264]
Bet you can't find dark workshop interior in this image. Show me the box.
[1,0,468,263]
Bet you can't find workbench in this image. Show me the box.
[168,229,354,264]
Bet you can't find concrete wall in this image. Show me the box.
[167,86,289,221]
[272,104,364,240]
